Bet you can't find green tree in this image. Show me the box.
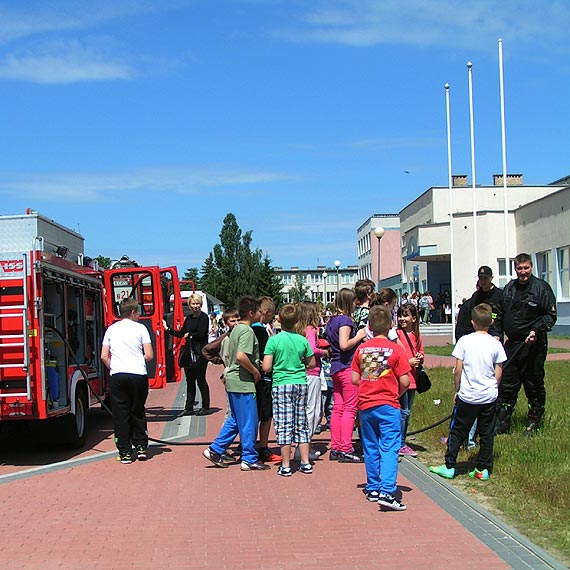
[257,255,284,308]
[288,278,310,303]
[181,267,200,290]
[94,255,111,269]
[200,253,221,298]
[202,213,273,305]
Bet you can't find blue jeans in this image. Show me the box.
[399,389,416,447]
[210,392,259,464]
[359,404,401,495]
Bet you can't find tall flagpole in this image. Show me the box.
[498,38,509,277]
[467,61,478,274]
[445,83,456,341]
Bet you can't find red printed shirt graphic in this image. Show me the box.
[351,337,411,411]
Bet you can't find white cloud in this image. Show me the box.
[0,39,133,83]
[0,1,176,44]
[0,167,296,201]
[0,1,187,83]
[272,0,570,52]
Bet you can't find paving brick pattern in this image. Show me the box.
[1,348,567,569]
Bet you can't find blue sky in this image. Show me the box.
[1,0,569,273]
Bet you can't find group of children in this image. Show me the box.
[200,280,507,513]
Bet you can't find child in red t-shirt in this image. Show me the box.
[351,306,411,511]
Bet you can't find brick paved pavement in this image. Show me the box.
[0,359,566,570]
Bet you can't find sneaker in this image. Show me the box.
[338,451,363,463]
[522,423,539,437]
[399,445,418,457]
[378,493,407,511]
[240,460,271,471]
[299,463,313,474]
[258,447,282,462]
[117,452,133,464]
[203,447,228,468]
[220,453,234,464]
[277,465,292,477]
[429,464,455,479]
[364,490,380,502]
[329,449,342,461]
[135,446,147,461]
[468,468,490,480]
[195,407,211,416]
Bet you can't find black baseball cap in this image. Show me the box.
[477,266,493,278]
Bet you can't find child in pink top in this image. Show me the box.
[295,302,329,438]
[396,303,424,457]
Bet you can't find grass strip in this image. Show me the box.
[409,361,570,564]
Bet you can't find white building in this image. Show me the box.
[276,265,358,305]
[397,173,570,333]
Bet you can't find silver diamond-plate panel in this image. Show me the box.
[0,213,84,260]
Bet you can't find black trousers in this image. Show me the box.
[110,373,149,454]
[445,397,496,471]
[499,338,547,410]
[184,357,210,410]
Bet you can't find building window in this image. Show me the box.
[281,275,291,285]
[536,250,552,286]
[497,258,514,288]
[558,246,570,299]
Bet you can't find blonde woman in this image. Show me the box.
[164,293,210,415]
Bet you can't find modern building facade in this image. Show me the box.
[363,173,570,333]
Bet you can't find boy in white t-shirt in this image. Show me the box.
[101,298,154,464]
[430,303,507,481]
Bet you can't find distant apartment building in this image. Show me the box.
[276,265,358,305]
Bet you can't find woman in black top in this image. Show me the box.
[164,293,210,415]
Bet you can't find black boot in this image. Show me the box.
[522,406,544,437]
[495,402,513,435]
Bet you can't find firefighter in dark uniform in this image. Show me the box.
[455,265,502,341]
[496,253,557,435]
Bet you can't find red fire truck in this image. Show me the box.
[0,210,185,447]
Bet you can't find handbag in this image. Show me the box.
[402,330,431,394]
[178,338,200,368]
[416,366,432,394]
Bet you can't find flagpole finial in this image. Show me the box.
[467,61,473,69]
[445,82,450,90]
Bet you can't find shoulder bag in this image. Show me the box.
[402,330,431,394]
[178,337,201,368]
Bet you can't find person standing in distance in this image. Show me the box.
[455,266,502,341]
[496,253,557,435]
[101,298,154,464]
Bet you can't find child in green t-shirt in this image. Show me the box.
[263,304,315,477]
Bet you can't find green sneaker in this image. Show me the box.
[469,468,490,480]
[429,464,455,479]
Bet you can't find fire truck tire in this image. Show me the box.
[64,386,89,448]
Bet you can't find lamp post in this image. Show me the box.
[322,271,328,307]
[334,260,341,295]
[373,226,385,290]
[315,280,321,303]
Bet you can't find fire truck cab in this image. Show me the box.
[0,211,184,448]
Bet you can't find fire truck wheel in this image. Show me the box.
[64,386,89,449]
